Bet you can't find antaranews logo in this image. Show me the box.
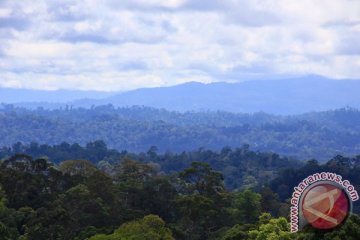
[290,172,359,232]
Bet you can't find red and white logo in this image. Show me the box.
[301,183,350,229]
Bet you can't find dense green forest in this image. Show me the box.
[0,104,360,160]
[0,141,302,190]
[1,105,359,239]
[0,145,359,239]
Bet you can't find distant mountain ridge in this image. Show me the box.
[2,76,360,114]
[92,76,359,114]
[0,88,113,103]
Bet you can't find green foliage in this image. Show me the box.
[231,189,262,224]
[59,159,98,176]
[178,162,225,197]
[0,150,359,240]
[248,215,292,240]
[0,185,23,239]
[175,162,231,239]
[89,215,174,240]
[221,224,251,240]
[1,141,302,191]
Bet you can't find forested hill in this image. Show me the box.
[0,105,359,160]
[0,148,359,239]
[0,142,301,190]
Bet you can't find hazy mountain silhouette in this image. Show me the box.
[0,88,113,104]
[84,75,360,114]
[2,75,360,114]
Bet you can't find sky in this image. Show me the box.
[0,0,360,91]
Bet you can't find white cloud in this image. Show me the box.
[0,8,12,17]
[0,0,359,91]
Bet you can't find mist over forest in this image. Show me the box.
[0,104,359,161]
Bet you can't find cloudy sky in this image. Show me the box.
[0,0,359,91]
